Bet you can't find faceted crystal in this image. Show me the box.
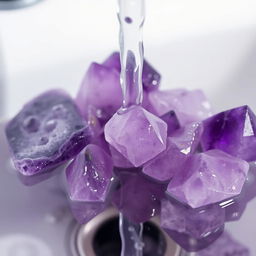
[76,62,122,121]
[66,144,113,202]
[5,90,91,176]
[66,144,114,223]
[105,106,167,167]
[109,146,134,168]
[148,89,212,126]
[160,111,180,136]
[161,198,225,251]
[103,52,161,91]
[112,168,166,223]
[167,150,249,208]
[142,138,187,183]
[169,122,203,155]
[201,105,256,162]
[197,231,250,256]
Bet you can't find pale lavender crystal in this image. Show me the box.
[105,106,167,167]
[197,231,250,256]
[161,198,225,251]
[103,52,161,91]
[167,150,249,208]
[66,144,113,202]
[148,89,212,126]
[5,90,91,176]
[169,122,203,155]
[66,144,114,223]
[160,111,180,136]
[76,62,122,121]
[142,138,187,183]
[201,105,256,162]
[112,168,166,223]
[109,145,134,168]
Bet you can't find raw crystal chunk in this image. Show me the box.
[201,105,256,162]
[76,62,122,121]
[5,90,91,176]
[169,122,203,155]
[109,146,134,168]
[197,231,250,256]
[161,198,225,251]
[66,144,114,223]
[160,111,180,136]
[104,106,167,167]
[103,52,161,91]
[112,168,166,223]
[167,150,249,208]
[148,89,212,126]
[142,138,187,183]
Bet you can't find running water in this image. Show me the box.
[117,0,145,255]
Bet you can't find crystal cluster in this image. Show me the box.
[5,52,256,253]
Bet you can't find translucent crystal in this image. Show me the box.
[167,150,249,208]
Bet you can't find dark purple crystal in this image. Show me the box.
[112,168,166,223]
[5,90,91,176]
[201,105,256,162]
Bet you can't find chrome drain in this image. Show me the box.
[0,0,42,10]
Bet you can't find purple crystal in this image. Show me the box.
[5,90,91,176]
[76,62,122,121]
[109,146,134,168]
[66,144,113,202]
[201,105,256,162]
[197,231,250,256]
[167,150,249,208]
[103,52,161,91]
[112,168,166,223]
[160,111,180,136]
[142,138,187,183]
[161,198,225,251]
[105,106,167,167]
[169,122,203,155]
[148,89,212,126]
[66,144,114,223]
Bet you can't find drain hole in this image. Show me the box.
[92,217,167,256]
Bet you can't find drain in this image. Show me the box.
[75,208,180,256]
[0,0,42,10]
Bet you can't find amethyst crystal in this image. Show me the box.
[66,144,114,223]
[76,62,122,121]
[103,52,161,91]
[5,90,90,176]
[169,122,203,155]
[112,168,166,223]
[105,106,167,167]
[167,150,249,208]
[142,138,187,183]
[160,111,180,136]
[197,231,250,256]
[148,89,212,125]
[109,146,134,168]
[201,105,256,162]
[161,198,225,251]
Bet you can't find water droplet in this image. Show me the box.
[44,119,57,132]
[125,16,133,24]
[23,116,40,133]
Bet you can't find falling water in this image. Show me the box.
[117,0,145,255]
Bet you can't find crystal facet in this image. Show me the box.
[142,138,187,183]
[161,198,225,251]
[148,89,212,125]
[112,168,166,223]
[66,144,114,223]
[105,106,167,167]
[167,150,249,208]
[5,90,91,176]
[201,105,256,162]
[160,111,180,136]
